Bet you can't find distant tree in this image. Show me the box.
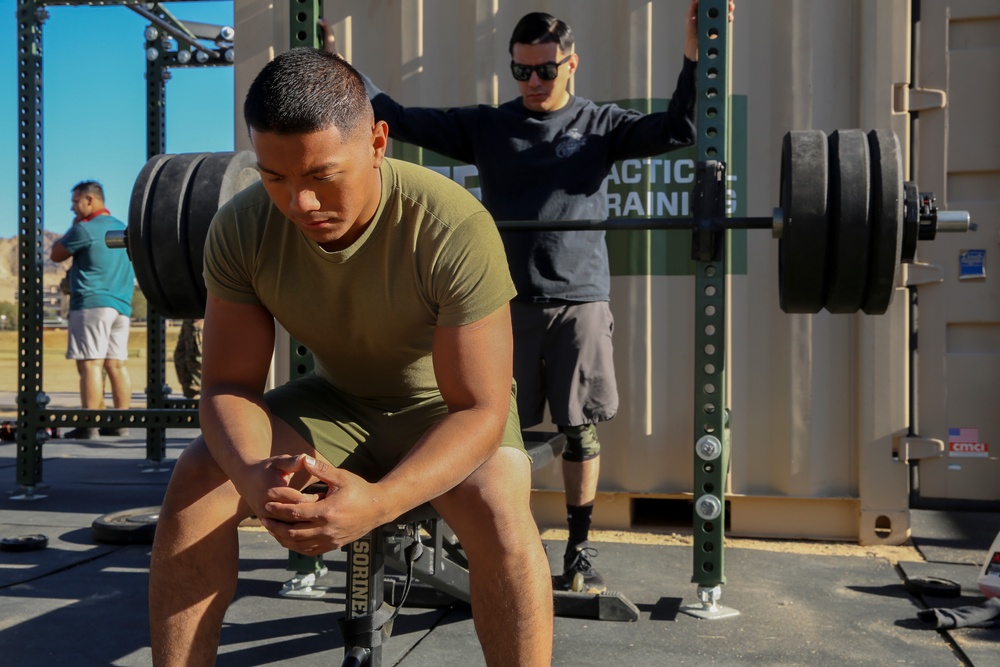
[0,301,15,329]
[132,287,147,321]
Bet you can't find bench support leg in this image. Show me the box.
[341,527,385,667]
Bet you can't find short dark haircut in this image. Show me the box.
[243,47,374,138]
[72,181,104,200]
[508,12,574,55]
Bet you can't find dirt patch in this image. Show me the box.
[0,325,187,418]
[539,527,923,564]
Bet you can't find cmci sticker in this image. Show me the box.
[948,427,989,458]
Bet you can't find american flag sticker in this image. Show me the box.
[948,427,989,458]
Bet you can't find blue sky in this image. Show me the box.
[1,0,236,240]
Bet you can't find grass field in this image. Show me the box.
[0,324,187,417]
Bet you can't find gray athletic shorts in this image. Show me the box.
[511,300,618,429]
[264,374,526,482]
[66,307,130,361]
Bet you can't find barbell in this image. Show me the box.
[109,129,969,319]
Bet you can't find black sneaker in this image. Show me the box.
[64,427,98,440]
[98,427,129,437]
[558,542,606,593]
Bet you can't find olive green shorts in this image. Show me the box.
[264,374,526,482]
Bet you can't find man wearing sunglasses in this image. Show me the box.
[322,0,735,595]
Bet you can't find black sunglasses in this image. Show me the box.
[510,55,573,82]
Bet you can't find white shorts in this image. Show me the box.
[66,308,131,361]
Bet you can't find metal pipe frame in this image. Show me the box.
[14,0,229,495]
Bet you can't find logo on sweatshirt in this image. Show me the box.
[556,129,587,158]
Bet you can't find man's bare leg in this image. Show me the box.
[433,447,553,667]
[148,437,248,667]
[103,358,132,409]
[76,359,104,409]
[149,419,319,667]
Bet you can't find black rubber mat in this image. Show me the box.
[910,509,1000,566]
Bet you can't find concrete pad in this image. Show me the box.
[898,560,1000,667]
[1,433,996,666]
[911,509,1000,566]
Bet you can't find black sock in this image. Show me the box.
[566,504,593,549]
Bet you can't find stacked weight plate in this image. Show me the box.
[778,129,903,315]
[127,151,260,318]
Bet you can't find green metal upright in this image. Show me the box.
[14,1,48,496]
[287,0,321,382]
[144,32,171,466]
[683,0,739,619]
[289,0,323,49]
[276,0,326,602]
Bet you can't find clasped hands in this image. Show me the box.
[249,454,386,556]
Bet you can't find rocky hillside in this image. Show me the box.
[0,231,70,302]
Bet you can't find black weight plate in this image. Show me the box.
[0,534,48,552]
[900,181,919,263]
[91,506,160,545]
[149,152,211,319]
[904,575,961,598]
[185,151,260,314]
[825,130,871,313]
[862,129,904,315]
[778,130,829,313]
[128,154,174,317]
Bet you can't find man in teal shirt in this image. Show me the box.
[51,181,135,439]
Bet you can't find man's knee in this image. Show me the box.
[169,437,230,494]
[435,448,532,526]
[559,424,600,462]
[103,358,126,373]
[77,358,101,374]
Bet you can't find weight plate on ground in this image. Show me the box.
[862,129,904,315]
[148,153,211,319]
[128,154,174,317]
[825,130,871,313]
[184,151,260,314]
[0,534,48,552]
[778,130,830,313]
[91,506,160,545]
[904,575,961,598]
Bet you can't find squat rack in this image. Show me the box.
[13,0,232,498]
[12,0,743,618]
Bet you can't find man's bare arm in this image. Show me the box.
[317,18,342,59]
[199,292,285,517]
[377,304,515,516]
[50,238,72,262]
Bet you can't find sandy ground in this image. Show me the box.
[539,527,923,563]
[0,325,187,418]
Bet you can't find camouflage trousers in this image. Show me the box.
[174,319,203,399]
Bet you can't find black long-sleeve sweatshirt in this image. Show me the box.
[361,57,697,302]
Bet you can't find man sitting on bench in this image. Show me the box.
[148,47,553,667]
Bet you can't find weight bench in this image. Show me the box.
[278,431,639,666]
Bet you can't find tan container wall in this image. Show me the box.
[234,1,923,542]
[912,0,1000,502]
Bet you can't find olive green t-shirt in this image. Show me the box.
[204,157,516,401]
